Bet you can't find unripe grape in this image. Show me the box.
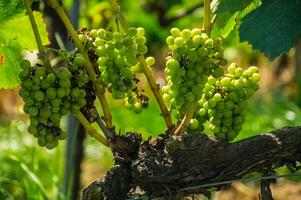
[251,73,260,82]
[133,102,142,113]
[137,44,148,54]
[137,27,145,37]
[21,59,31,69]
[94,38,105,46]
[57,68,71,79]
[166,59,180,70]
[46,87,56,99]
[73,55,86,67]
[228,63,237,75]
[192,35,203,46]
[235,67,243,76]
[189,118,199,130]
[198,108,206,116]
[170,28,181,36]
[46,73,56,84]
[249,66,258,73]
[181,29,191,40]
[166,36,174,45]
[34,91,45,101]
[174,37,184,46]
[59,79,71,88]
[212,67,224,78]
[145,57,155,66]
[191,28,202,36]
[35,67,46,77]
[19,69,30,79]
[205,39,214,48]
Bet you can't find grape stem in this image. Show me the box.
[108,0,129,31]
[174,109,194,135]
[75,113,109,146]
[203,0,211,33]
[138,56,174,129]
[48,0,113,131]
[23,0,52,71]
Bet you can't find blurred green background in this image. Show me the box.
[1,0,301,199]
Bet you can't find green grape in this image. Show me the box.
[57,68,71,79]
[170,28,181,37]
[19,69,30,80]
[34,91,45,101]
[59,79,71,88]
[189,118,199,130]
[133,102,143,113]
[57,88,66,97]
[145,57,155,66]
[71,104,81,113]
[46,73,56,84]
[73,55,86,67]
[40,79,50,89]
[46,87,56,99]
[21,59,31,69]
[35,67,46,77]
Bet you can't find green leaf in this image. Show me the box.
[0,11,50,89]
[216,0,253,13]
[0,11,50,51]
[240,0,301,60]
[0,40,22,89]
[0,0,25,22]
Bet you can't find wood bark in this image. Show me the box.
[82,126,301,199]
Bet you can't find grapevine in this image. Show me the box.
[18,0,261,147]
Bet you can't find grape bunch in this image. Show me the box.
[192,63,260,141]
[19,59,88,149]
[86,27,149,112]
[162,28,227,117]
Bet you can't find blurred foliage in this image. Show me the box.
[0,120,64,199]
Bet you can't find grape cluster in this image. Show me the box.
[85,27,149,113]
[192,64,260,141]
[19,59,88,149]
[162,28,227,116]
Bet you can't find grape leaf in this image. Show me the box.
[216,0,253,13]
[0,11,50,89]
[0,11,50,51]
[0,40,22,89]
[0,0,25,22]
[240,0,301,60]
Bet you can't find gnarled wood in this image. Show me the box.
[82,126,301,200]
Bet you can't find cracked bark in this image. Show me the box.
[82,126,301,199]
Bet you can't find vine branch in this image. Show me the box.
[138,56,174,129]
[75,113,109,146]
[82,126,301,199]
[23,0,52,70]
[48,0,113,131]
[203,0,211,33]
